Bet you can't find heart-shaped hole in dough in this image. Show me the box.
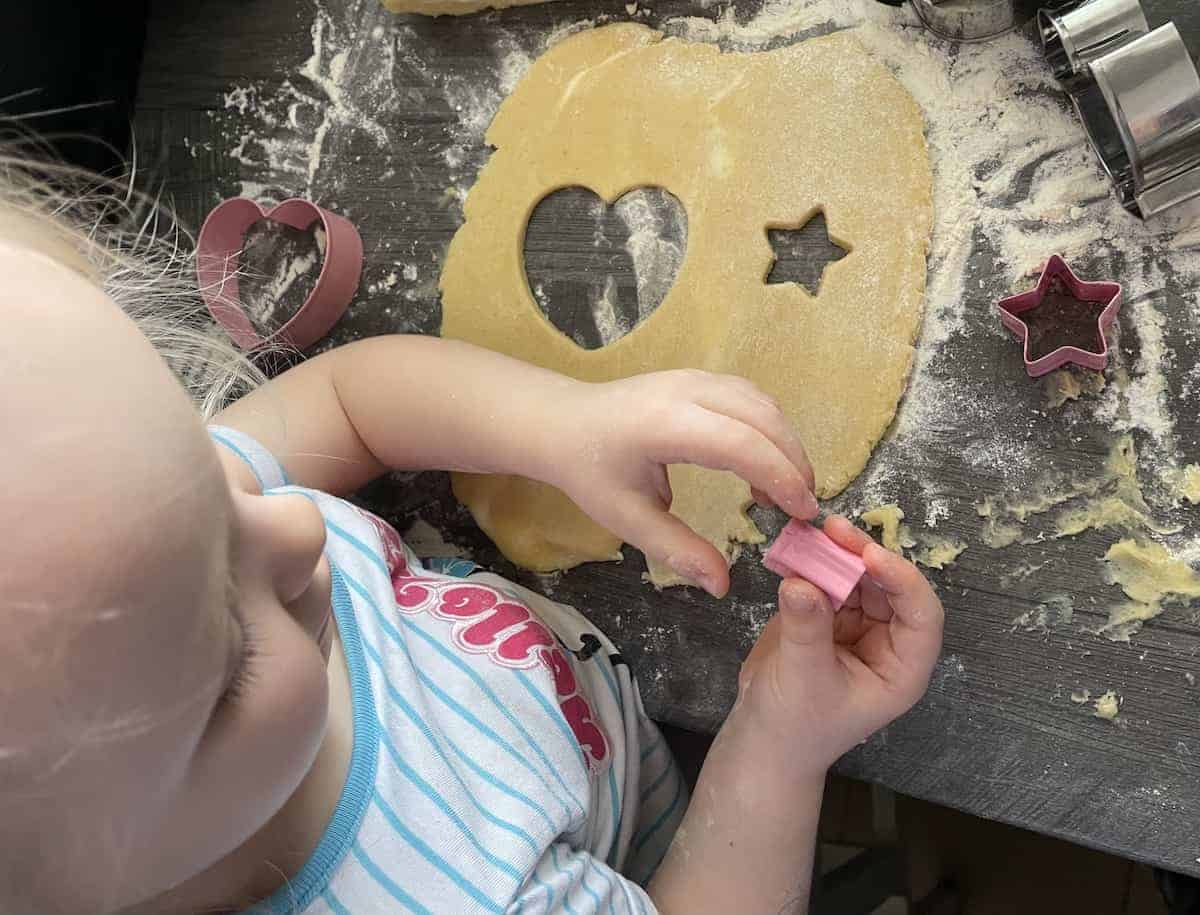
[237,218,328,339]
[523,186,687,350]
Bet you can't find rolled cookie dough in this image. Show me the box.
[440,23,933,583]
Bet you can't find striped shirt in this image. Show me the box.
[209,427,687,915]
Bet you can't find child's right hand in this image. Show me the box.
[548,369,819,597]
[732,515,944,779]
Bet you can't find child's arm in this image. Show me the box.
[215,334,817,596]
[647,516,944,915]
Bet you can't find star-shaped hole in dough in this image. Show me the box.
[764,210,850,296]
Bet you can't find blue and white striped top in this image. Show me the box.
[209,427,687,915]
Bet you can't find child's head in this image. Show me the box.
[0,150,334,913]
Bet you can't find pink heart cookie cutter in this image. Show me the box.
[763,520,866,610]
[196,197,363,351]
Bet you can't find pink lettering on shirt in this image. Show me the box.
[355,510,609,769]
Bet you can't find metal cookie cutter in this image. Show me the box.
[903,0,1076,43]
[1041,0,1200,220]
[911,0,1038,42]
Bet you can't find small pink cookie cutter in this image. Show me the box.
[763,520,866,609]
[196,197,363,350]
[996,254,1122,378]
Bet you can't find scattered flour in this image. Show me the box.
[932,654,967,690]
[498,45,534,94]
[1097,294,1175,448]
[368,271,399,294]
[615,189,688,324]
[591,275,630,346]
[213,3,398,198]
[924,496,949,528]
[262,250,319,311]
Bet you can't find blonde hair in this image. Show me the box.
[0,129,266,418]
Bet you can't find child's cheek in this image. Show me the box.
[251,629,331,802]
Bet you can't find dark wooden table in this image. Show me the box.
[137,0,1200,878]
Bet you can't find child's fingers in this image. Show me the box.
[777,578,838,674]
[824,516,891,620]
[822,514,874,555]
[696,377,817,494]
[858,578,895,622]
[832,606,874,644]
[655,405,818,519]
[861,544,944,675]
[751,486,775,509]
[603,492,730,597]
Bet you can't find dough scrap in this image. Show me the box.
[1174,464,1200,505]
[440,24,933,582]
[452,472,624,572]
[1093,690,1120,721]
[914,536,966,570]
[977,435,1177,548]
[1043,368,1105,409]
[861,504,916,554]
[861,504,961,567]
[1098,538,1200,641]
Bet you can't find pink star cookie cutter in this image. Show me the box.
[763,520,866,610]
[996,254,1122,378]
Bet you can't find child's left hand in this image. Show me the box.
[646,515,943,914]
[548,370,818,597]
[732,514,944,778]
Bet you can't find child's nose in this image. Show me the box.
[261,493,328,604]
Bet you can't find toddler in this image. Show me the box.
[0,153,944,915]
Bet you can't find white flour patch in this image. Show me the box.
[368,270,399,294]
[729,597,776,640]
[211,3,399,198]
[263,250,319,310]
[1105,295,1175,449]
[924,495,949,528]
[591,274,630,346]
[615,189,687,323]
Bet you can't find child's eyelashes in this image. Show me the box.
[215,616,260,713]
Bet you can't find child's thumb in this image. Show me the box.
[778,579,836,660]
